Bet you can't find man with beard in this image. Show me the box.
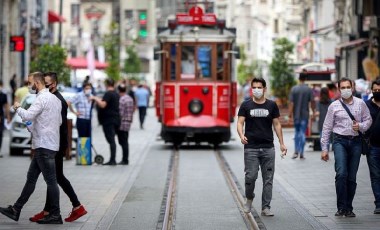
[0,72,62,224]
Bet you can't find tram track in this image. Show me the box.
[215,150,262,230]
[157,147,264,230]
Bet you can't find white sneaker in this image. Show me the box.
[261,208,274,216]
[243,199,253,213]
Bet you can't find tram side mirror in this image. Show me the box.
[154,47,160,60]
[224,48,240,59]
[154,48,168,60]
[234,47,240,59]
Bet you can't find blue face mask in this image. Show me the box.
[84,89,92,97]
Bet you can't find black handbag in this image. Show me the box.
[339,100,370,155]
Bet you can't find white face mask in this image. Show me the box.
[28,85,36,94]
[340,88,352,99]
[252,88,264,99]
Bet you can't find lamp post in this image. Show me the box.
[58,0,63,45]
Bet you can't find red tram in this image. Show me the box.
[154,5,239,146]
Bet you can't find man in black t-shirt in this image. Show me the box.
[0,81,11,158]
[91,79,120,165]
[365,78,380,214]
[237,77,287,216]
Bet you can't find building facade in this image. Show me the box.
[120,0,157,88]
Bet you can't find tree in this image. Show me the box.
[123,45,141,74]
[269,38,296,106]
[103,22,120,81]
[237,45,249,85]
[30,44,70,85]
[237,45,265,85]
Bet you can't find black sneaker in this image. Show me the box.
[0,205,20,221]
[335,209,346,217]
[374,208,380,214]
[292,153,299,159]
[103,161,116,166]
[36,214,63,224]
[345,210,356,217]
[118,161,129,165]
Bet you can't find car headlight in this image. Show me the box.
[12,122,26,130]
[188,99,203,115]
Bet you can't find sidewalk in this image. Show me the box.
[0,109,160,230]
[274,128,379,229]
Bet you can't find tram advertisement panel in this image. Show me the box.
[216,84,230,124]
[163,84,175,124]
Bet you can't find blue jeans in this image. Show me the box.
[294,119,308,155]
[244,148,275,210]
[13,148,60,215]
[367,146,380,209]
[332,134,361,211]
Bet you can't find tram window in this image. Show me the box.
[170,44,176,80]
[198,45,212,78]
[217,44,224,80]
[181,46,200,79]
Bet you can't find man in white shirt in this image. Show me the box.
[0,72,63,224]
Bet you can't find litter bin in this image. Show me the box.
[76,137,92,165]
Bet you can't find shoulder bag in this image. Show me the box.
[339,100,370,155]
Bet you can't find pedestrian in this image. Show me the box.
[117,84,134,165]
[15,80,29,103]
[321,77,372,217]
[25,72,88,223]
[9,74,17,104]
[0,72,63,224]
[364,78,380,214]
[288,72,316,159]
[0,81,11,158]
[134,84,150,129]
[90,78,120,166]
[317,87,332,150]
[237,77,287,216]
[242,77,253,101]
[67,82,94,137]
[327,83,339,101]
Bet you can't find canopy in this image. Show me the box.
[48,10,66,23]
[66,57,108,69]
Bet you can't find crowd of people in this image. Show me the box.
[0,72,150,224]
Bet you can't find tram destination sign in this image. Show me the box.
[176,6,217,25]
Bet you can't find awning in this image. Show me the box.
[297,37,311,47]
[336,38,369,50]
[335,38,369,56]
[66,57,108,69]
[48,10,66,23]
[310,21,340,35]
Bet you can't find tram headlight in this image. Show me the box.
[188,99,203,115]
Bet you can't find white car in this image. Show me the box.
[9,92,78,155]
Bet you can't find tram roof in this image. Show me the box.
[157,26,236,43]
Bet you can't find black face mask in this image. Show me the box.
[373,92,380,101]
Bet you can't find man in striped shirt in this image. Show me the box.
[117,84,134,165]
[321,77,372,217]
[68,82,94,137]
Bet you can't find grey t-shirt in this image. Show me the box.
[290,84,313,121]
